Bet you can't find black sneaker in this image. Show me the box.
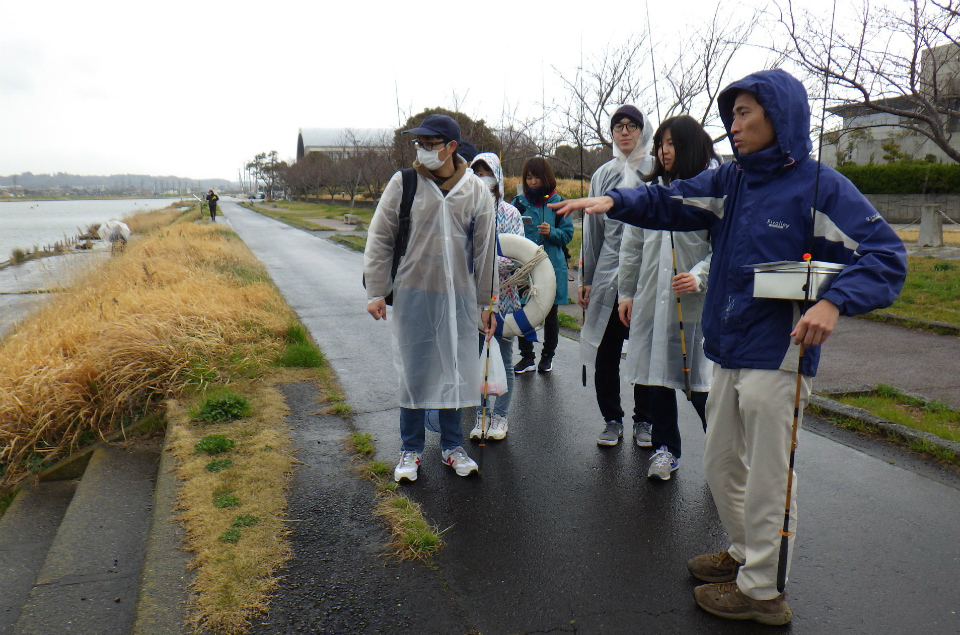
[538,356,554,373]
[514,357,536,374]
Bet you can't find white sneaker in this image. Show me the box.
[487,414,508,440]
[441,446,479,476]
[470,411,486,440]
[394,450,421,482]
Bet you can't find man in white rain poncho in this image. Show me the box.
[579,105,655,448]
[364,114,496,483]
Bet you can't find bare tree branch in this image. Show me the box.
[775,0,960,163]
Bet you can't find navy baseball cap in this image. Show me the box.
[403,114,461,144]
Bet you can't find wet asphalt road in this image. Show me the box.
[221,199,960,634]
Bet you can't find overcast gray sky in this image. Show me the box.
[1,0,869,181]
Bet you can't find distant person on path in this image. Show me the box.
[364,114,496,483]
[552,69,906,625]
[206,189,219,222]
[617,115,718,480]
[511,157,573,375]
[579,105,655,449]
[469,152,524,442]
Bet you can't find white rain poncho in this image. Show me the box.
[364,163,496,409]
[579,111,655,373]
[617,175,714,391]
[98,219,131,242]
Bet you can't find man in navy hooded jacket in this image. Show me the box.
[553,69,906,625]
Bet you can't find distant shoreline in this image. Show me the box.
[0,195,184,203]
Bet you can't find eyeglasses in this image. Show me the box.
[613,123,640,133]
[413,139,447,151]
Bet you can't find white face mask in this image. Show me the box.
[479,175,497,190]
[417,146,446,170]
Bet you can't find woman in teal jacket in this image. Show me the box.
[511,156,573,374]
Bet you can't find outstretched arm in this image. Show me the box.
[550,196,614,217]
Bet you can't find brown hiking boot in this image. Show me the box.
[694,582,793,625]
[687,550,743,583]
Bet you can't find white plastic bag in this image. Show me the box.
[480,339,509,396]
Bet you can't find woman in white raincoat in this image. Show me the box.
[580,105,655,448]
[364,114,496,483]
[617,115,719,480]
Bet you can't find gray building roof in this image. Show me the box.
[297,128,394,160]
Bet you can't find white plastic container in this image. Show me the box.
[747,260,845,301]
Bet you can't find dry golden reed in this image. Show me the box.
[0,215,290,489]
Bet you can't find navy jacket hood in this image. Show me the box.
[717,69,813,167]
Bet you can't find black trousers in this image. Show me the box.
[641,384,708,459]
[209,204,217,220]
[595,307,648,424]
[518,305,559,360]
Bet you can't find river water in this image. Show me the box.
[0,198,182,260]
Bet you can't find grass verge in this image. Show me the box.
[810,385,960,467]
[809,406,960,466]
[329,233,367,252]
[242,200,364,230]
[167,379,299,635]
[828,384,960,445]
[348,432,445,562]
[557,311,582,332]
[863,256,960,329]
[0,201,333,632]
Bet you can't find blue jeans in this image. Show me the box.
[476,335,514,418]
[399,408,463,453]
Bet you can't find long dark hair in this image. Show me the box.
[643,115,720,183]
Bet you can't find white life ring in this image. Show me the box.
[484,233,557,339]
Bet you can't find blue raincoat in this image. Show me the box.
[606,69,906,377]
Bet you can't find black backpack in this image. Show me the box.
[363,168,418,305]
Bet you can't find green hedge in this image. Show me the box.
[837,164,960,194]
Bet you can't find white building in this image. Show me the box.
[296,128,393,161]
[821,43,960,166]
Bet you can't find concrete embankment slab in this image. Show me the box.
[13,443,160,635]
[0,481,77,634]
[131,427,191,635]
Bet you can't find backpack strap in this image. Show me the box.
[390,168,418,280]
[364,169,418,303]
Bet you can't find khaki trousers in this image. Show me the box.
[704,367,812,600]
